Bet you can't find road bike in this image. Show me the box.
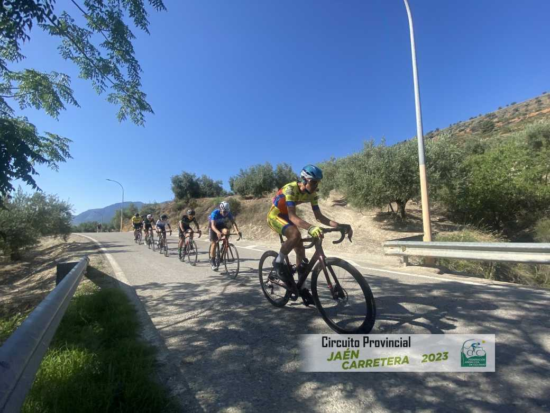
[213,233,241,278]
[179,229,201,265]
[258,227,376,334]
[156,230,170,257]
[134,227,143,245]
[145,230,155,251]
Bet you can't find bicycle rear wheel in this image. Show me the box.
[223,243,240,278]
[258,251,290,307]
[311,258,376,334]
[137,232,142,245]
[186,240,198,266]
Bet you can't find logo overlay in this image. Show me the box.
[300,334,495,372]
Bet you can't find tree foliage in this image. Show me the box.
[0,0,165,205]
[229,162,297,198]
[171,172,225,201]
[0,189,72,260]
[197,175,225,197]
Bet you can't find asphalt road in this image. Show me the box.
[81,232,550,413]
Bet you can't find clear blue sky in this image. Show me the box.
[13,0,550,214]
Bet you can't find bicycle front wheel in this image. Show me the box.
[258,251,290,308]
[311,258,376,334]
[223,243,240,278]
[186,240,198,266]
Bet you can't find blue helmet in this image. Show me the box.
[301,165,323,181]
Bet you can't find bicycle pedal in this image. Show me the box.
[300,288,315,307]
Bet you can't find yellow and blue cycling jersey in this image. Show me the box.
[268,181,319,235]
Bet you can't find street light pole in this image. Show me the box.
[106,179,124,232]
[403,0,432,242]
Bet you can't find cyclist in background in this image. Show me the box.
[209,201,241,270]
[132,213,144,240]
[156,214,172,237]
[267,164,352,284]
[179,209,201,257]
[144,214,155,240]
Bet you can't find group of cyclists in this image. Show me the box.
[129,164,353,288]
[130,201,243,270]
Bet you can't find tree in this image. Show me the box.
[274,163,297,190]
[229,162,276,198]
[444,135,550,230]
[197,175,225,197]
[0,189,72,260]
[0,0,166,205]
[171,172,200,201]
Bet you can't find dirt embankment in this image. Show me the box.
[0,235,110,318]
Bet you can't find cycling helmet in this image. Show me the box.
[147,214,152,219]
[161,214,168,220]
[219,201,230,212]
[135,213,140,217]
[301,165,323,181]
[187,209,195,216]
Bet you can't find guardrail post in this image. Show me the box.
[56,262,78,285]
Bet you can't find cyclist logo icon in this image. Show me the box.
[461,339,487,367]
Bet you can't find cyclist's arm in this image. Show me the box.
[313,209,338,228]
[210,220,222,236]
[287,206,313,230]
[179,221,184,232]
[193,219,200,232]
[231,220,240,233]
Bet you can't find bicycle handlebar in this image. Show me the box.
[302,226,351,249]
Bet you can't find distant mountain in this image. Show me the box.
[72,202,144,225]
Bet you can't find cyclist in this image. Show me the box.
[131,213,144,240]
[178,209,201,257]
[209,201,242,270]
[156,214,172,247]
[143,214,155,242]
[267,164,352,284]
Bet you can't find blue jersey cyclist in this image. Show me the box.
[209,201,242,270]
[267,164,353,284]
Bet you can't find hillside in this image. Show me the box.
[73,201,144,225]
[426,92,550,141]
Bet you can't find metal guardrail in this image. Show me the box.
[383,241,550,265]
[0,257,88,413]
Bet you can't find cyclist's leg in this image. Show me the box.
[267,209,300,261]
[209,226,219,267]
[178,230,184,251]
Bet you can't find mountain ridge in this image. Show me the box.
[72,201,144,225]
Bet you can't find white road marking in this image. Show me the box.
[76,234,131,285]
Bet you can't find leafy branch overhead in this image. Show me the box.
[1,0,166,124]
[0,0,165,205]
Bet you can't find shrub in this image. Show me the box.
[227,198,242,216]
[534,218,550,242]
[0,189,72,260]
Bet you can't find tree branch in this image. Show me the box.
[70,0,110,44]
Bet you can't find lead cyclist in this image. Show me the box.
[267,164,353,285]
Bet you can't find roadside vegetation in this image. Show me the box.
[1,273,176,412]
[0,189,72,260]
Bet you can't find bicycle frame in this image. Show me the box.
[276,229,347,297]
